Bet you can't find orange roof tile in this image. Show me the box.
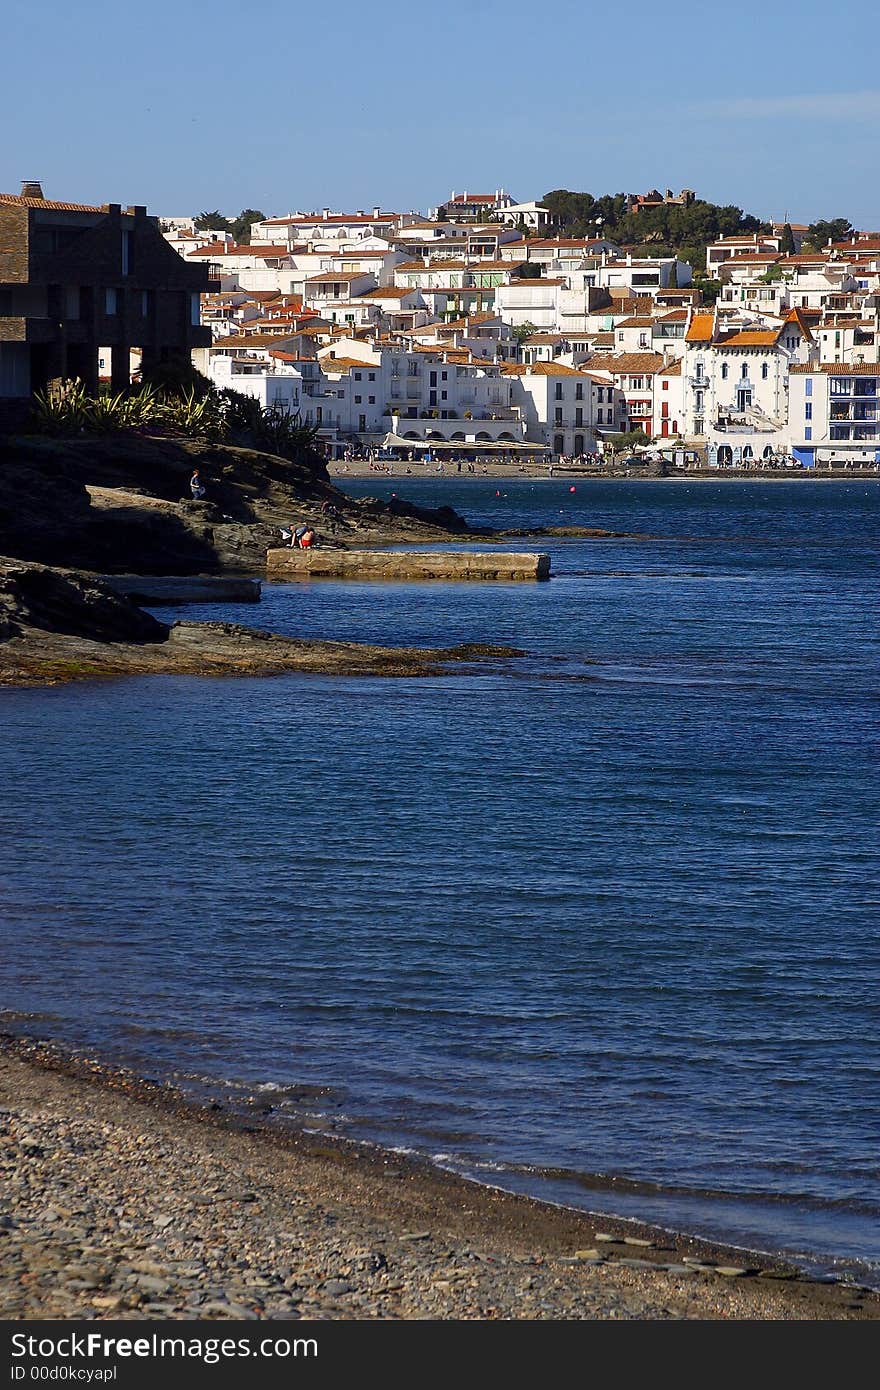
[717,330,781,347]
[685,313,715,343]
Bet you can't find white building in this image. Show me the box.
[788,363,880,465]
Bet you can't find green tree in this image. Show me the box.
[512,321,539,344]
[692,276,721,304]
[230,209,265,244]
[780,223,795,255]
[194,210,232,233]
[804,218,854,249]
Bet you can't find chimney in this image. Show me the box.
[21,180,44,199]
[322,207,330,219]
[373,205,380,219]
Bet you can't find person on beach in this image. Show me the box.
[299,526,315,549]
[189,470,206,500]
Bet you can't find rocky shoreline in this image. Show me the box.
[1,1034,876,1322]
[0,431,513,687]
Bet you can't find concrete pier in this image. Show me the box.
[266,549,551,582]
[102,575,262,604]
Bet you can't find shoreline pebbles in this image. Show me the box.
[1,1034,876,1322]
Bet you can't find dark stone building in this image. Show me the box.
[0,182,211,401]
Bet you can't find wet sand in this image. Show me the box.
[1,1036,876,1321]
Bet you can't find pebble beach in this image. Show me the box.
[2,1037,876,1322]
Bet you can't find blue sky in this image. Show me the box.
[4,0,879,227]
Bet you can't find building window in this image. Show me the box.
[721,363,728,379]
[555,407,563,424]
[597,387,604,403]
[555,383,563,400]
[805,402,812,419]
[122,231,133,276]
[368,395,376,404]
[354,395,362,404]
[441,391,447,400]
[761,363,769,379]
[369,372,375,381]
[105,288,118,315]
[741,363,748,378]
[355,372,362,381]
[805,426,812,440]
[575,382,583,400]
[141,290,150,317]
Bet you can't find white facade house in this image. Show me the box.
[503,362,597,455]
[497,201,552,233]
[788,363,880,465]
[495,278,567,331]
[681,309,816,454]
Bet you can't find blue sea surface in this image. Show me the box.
[2,480,879,1281]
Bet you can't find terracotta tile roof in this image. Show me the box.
[659,359,683,375]
[306,271,370,284]
[685,313,715,343]
[717,329,781,347]
[616,316,655,328]
[499,278,566,287]
[584,353,665,374]
[784,308,815,341]
[0,191,103,211]
[354,286,418,299]
[262,212,396,225]
[213,332,303,349]
[441,313,499,331]
[188,242,288,257]
[521,361,585,376]
[790,362,880,374]
[528,237,611,250]
[320,356,376,373]
[831,236,880,251]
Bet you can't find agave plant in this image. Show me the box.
[30,378,90,435]
[160,386,228,442]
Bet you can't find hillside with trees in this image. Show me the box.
[542,190,769,271]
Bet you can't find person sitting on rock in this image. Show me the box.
[189,470,206,500]
[299,526,316,549]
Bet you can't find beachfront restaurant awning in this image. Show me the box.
[381,433,550,453]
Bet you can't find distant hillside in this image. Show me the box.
[542,190,769,272]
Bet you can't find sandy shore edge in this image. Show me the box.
[1,1033,875,1321]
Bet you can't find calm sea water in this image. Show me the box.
[2,480,879,1281]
